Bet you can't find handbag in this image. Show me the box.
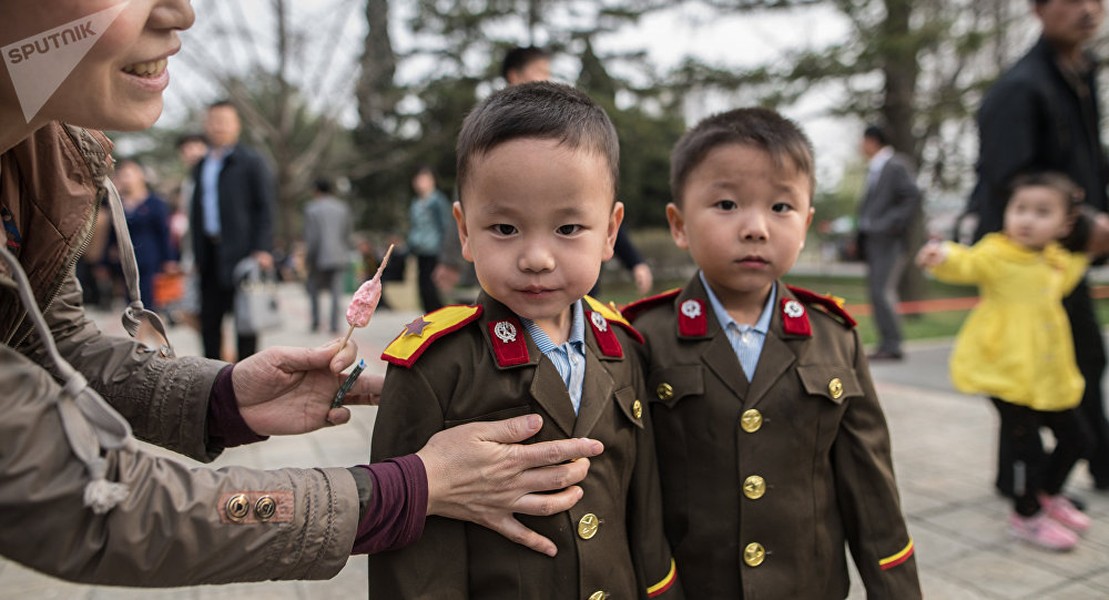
[233,257,281,334]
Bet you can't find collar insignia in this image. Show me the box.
[678,298,707,337]
[781,297,812,337]
[489,317,528,367]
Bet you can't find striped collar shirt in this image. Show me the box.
[700,272,776,382]
[522,300,587,414]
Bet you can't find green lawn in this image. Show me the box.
[601,274,1109,346]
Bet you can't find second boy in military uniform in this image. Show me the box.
[368,82,679,599]
[626,108,920,599]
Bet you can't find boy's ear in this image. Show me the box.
[666,202,689,249]
[605,202,625,261]
[453,202,474,263]
[800,205,815,250]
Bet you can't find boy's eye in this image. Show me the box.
[493,224,517,235]
[771,202,795,214]
[556,224,582,235]
[715,199,737,211]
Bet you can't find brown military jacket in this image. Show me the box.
[626,276,920,599]
[369,293,681,600]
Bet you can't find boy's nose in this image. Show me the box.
[739,212,769,241]
[518,242,556,272]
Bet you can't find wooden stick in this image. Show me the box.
[334,243,395,356]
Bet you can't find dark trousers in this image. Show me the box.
[199,236,257,360]
[862,233,907,354]
[307,267,344,333]
[995,279,1109,493]
[991,398,1092,516]
[415,253,443,313]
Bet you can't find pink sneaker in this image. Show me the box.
[1009,512,1078,551]
[1039,494,1091,534]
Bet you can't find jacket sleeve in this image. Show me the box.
[0,345,359,586]
[927,241,986,286]
[367,363,469,599]
[17,273,227,462]
[833,329,922,599]
[975,80,1042,235]
[626,356,683,599]
[887,160,922,234]
[1060,250,1091,296]
[249,152,276,254]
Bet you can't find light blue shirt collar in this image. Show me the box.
[699,272,775,335]
[522,301,587,413]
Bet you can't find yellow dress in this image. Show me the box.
[929,233,1088,411]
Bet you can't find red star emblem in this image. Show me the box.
[404,317,430,336]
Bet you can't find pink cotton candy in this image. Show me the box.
[345,244,394,329]
[346,279,382,327]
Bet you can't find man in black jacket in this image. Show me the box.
[191,100,275,360]
[972,0,1109,493]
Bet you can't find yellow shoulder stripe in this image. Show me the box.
[584,295,632,328]
[381,305,482,368]
[647,559,677,597]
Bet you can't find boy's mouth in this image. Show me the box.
[737,255,769,266]
[122,58,168,78]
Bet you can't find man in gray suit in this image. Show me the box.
[304,178,353,333]
[858,125,922,361]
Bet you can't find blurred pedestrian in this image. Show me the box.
[191,100,275,360]
[918,173,1108,550]
[857,125,921,361]
[970,0,1109,493]
[304,178,352,333]
[168,132,207,329]
[407,166,452,313]
[108,158,175,311]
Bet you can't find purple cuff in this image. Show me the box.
[351,454,428,555]
[206,364,269,448]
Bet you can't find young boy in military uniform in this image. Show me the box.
[624,108,921,599]
[368,82,680,599]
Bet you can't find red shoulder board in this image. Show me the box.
[382,305,483,368]
[620,288,680,324]
[584,296,644,344]
[585,306,624,358]
[786,285,857,328]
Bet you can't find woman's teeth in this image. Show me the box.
[122,58,167,77]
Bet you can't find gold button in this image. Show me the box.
[632,399,643,419]
[255,495,277,520]
[743,475,766,500]
[656,383,674,401]
[226,493,250,522]
[743,542,766,567]
[578,513,600,540]
[828,377,844,399]
[588,592,608,600]
[740,409,763,433]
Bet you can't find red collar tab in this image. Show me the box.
[786,285,857,328]
[587,308,624,359]
[677,298,708,337]
[780,297,812,337]
[488,317,529,367]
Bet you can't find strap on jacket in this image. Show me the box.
[0,244,134,514]
[103,176,175,357]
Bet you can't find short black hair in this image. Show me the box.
[313,178,333,194]
[501,46,550,80]
[208,99,237,112]
[456,81,619,202]
[670,107,815,204]
[175,133,207,149]
[1010,171,1083,210]
[863,124,890,147]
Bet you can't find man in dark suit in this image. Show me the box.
[972,0,1109,493]
[857,125,921,361]
[191,100,275,360]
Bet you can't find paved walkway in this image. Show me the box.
[3,280,1109,599]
